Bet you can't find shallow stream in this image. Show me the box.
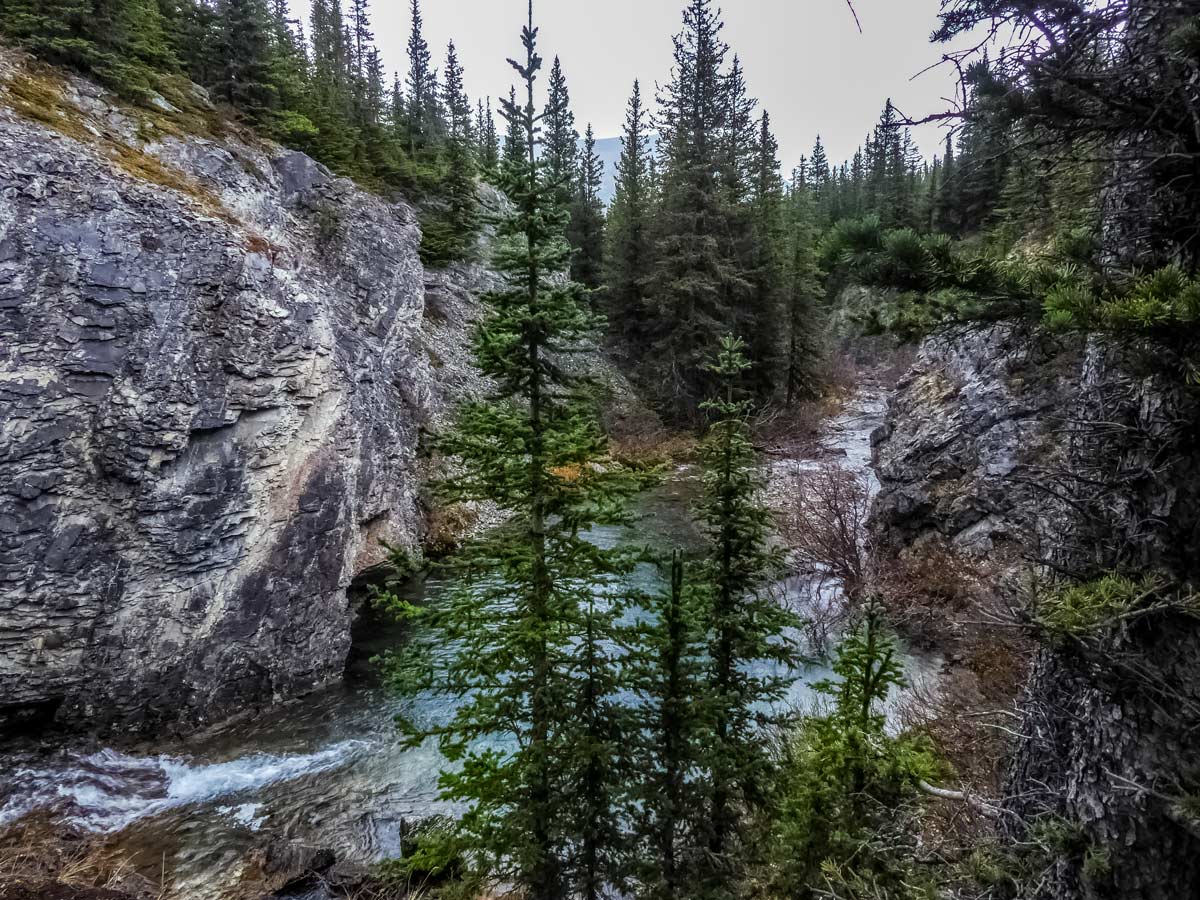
[0,386,927,898]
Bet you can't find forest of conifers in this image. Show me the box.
[10,0,1198,419]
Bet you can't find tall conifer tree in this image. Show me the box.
[476,97,500,175]
[809,134,830,223]
[696,336,800,893]
[501,84,524,170]
[216,0,278,122]
[420,40,478,264]
[605,79,654,347]
[744,111,785,400]
[404,0,438,153]
[542,55,579,212]
[646,0,750,422]
[384,6,637,899]
[631,552,709,900]
[783,174,824,408]
[568,124,606,290]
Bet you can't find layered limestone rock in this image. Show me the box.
[872,322,1200,900]
[872,322,1199,570]
[0,53,438,731]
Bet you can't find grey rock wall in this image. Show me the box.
[871,321,1200,899]
[0,53,435,732]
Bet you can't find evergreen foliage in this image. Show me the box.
[629,552,710,900]
[567,124,606,290]
[743,111,785,402]
[694,335,801,892]
[641,1,755,422]
[404,0,440,154]
[475,96,499,176]
[0,0,172,98]
[765,601,937,899]
[215,0,277,123]
[604,79,654,348]
[500,85,524,172]
[782,175,824,408]
[935,1,1200,268]
[419,40,478,266]
[0,0,485,230]
[541,55,578,211]
[380,7,637,898]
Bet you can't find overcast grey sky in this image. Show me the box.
[295,0,968,167]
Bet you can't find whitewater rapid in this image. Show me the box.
[0,741,372,833]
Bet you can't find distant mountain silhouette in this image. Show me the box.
[591,133,659,205]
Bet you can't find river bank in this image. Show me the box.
[0,372,933,900]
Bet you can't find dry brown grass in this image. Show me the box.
[422,502,479,556]
[881,541,1035,862]
[0,815,162,900]
[776,455,1032,851]
[3,67,92,141]
[609,429,698,470]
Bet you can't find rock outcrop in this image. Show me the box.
[872,323,1200,572]
[0,52,440,732]
[871,322,1200,899]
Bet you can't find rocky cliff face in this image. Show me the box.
[0,51,458,732]
[872,322,1200,899]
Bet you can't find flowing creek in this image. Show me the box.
[0,384,935,898]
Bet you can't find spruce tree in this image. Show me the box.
[952,56,1011,234]
[501,85,524,171]
[347,0,373,118]
[719,55,757,204]
[766,600,931,899]
[646,0,751,422]
[389,72,405,132]
[849,146,866,218]
[605,79,653,348]
[695,336,800,893]
[560,595,636,900]
[744,111,785,402]
[1,0,172,97]
[0,0,107,74]
[382,6,638,899]
[264,0,313,140]
[717,54,766,388]
[476,97,500,176]
[306,0,357,170]
[404,0,439,154]
[542,55,579,211]
[809,134,830,223]
[420,40,478,265]
[115,0,174,70]
[365,47,384,123]
[937,132,959,234]
[164,0,220,87]
[783,175,823,408]
[568,124,606,290]
[216,0,278,123]
[631,552,709,900]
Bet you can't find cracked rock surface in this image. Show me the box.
[0,52,439,732]
[871,321,1200,900]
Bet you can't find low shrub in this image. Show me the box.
[826,218,1200,353]
[1033,573,1162,638]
